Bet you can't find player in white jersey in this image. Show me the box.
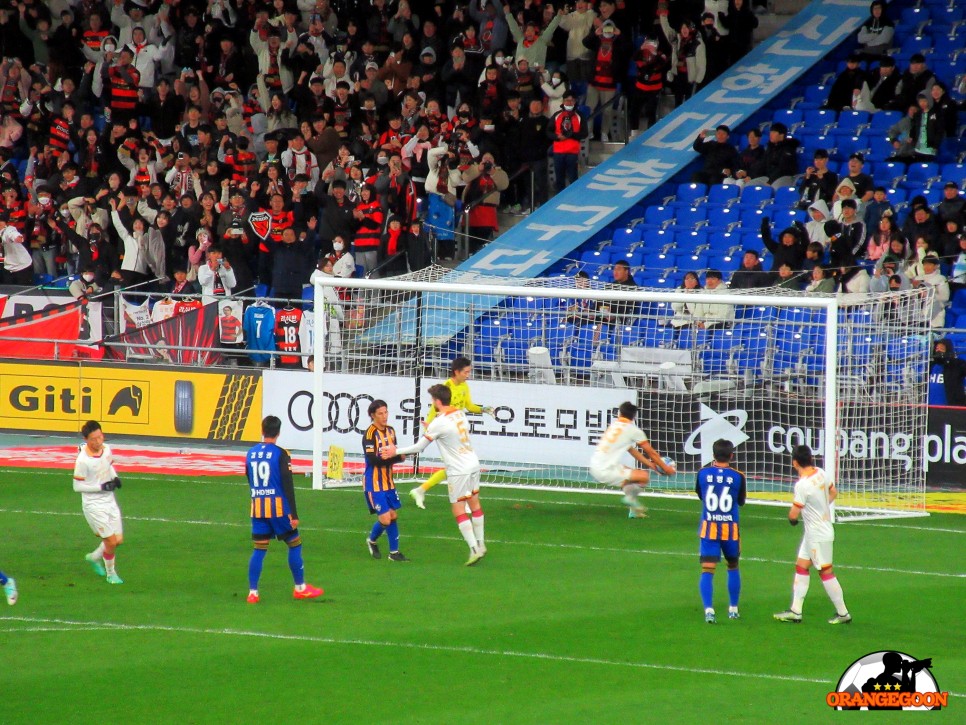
[73,421,125,585]
[590,401,677,517]
[384,384,487,566]
[775,445,851,625]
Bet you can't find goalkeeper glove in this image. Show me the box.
[100,481,115,492]
[788,517,799,526]
[112,477,122,489]
[482,406,495,417]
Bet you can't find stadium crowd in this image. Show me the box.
[0,0,962,368]
[0,0,771,296]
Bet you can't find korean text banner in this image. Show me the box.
[262,370,633,467]
[459,0,870,281]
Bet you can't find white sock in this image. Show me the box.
[791,573,810,613]
[88,543,105,561]
[457,518,478,550]
[821,575,848,616]
[104,554,116,576]
[471,513,485,547]
[295,583,306,592]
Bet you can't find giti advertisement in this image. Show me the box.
[0,361,263,442]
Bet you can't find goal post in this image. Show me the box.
[310,269,933,520]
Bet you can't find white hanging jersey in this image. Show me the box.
[73,443,119,505]
[793,467,835,542]
[299,309,315,368]
[590,418,648,469]
[424,409,481,476]
[151,299,177,323]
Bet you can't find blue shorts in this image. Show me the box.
[699,537,741,562]
[251,516,298,541]
[365,489,402,516]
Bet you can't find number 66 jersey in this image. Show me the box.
[695,463,747,542]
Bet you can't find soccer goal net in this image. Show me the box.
[309,267,934,521]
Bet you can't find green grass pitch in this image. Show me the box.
[1,468,962,723]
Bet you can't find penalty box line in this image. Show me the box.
[0,615,835,689]
[0,506,962,579]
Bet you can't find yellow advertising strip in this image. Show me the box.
[0,361,263,442]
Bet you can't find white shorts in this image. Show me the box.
[446,471,481,503]
[797,536,833,569]
[590,463,631,487]
[83,501,123,539]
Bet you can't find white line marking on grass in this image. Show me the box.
[5,469,964,534]
[0,615,835,687]
[0,507,962,579]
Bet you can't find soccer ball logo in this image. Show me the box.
[831,651,944,710]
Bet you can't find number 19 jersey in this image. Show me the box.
[246,442,294,519]
[695,463,746,541]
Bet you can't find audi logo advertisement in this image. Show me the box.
[263,372,633,467]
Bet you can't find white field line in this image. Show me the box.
[0,506,962,579]
[0,615,833,688]
[4,467,963,534]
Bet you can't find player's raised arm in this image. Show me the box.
[390,435,433,457]
[639,440,677,474]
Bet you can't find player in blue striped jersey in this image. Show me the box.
[363,400,409,562]
[695,439,746,624]
[246,415,324,603]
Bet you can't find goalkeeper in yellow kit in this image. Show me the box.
[409,357,493,509]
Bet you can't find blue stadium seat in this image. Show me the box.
[707,231,741,251]
[929,34,963,61]
[644,205,675,226]
[580,249,608,265]
[801,85,829,106]
[832,135,864,161]
[737,305,777,322]
[706,205,739,230]
[707,184,741,206]
[801,108,837,133]
[675,229,708,251]
[773,108,804,126]
[674,206,708,229]
[611,226,644,247]
[884,187,907,206]
[867,110,903,133]
[739,206,767,226]
[837,110,870,132]
[675,183,708,205]
[898,34,933,58]
[612,249,644,266]
[905,162,941,185]
[674,250,710,271]
[642,228,675,250]
[739,185,774,207]
[706,250,741,272]
[863,134,895,162]
[678,326,708,350]
[773,186,801,209]
[644,251,673,268]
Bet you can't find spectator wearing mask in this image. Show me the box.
[547,90,587,194]
[628,37,669,133]
[462,153,509,253]
[929,339,966,406]
[582,19,629,143]
[912,254,950,329]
